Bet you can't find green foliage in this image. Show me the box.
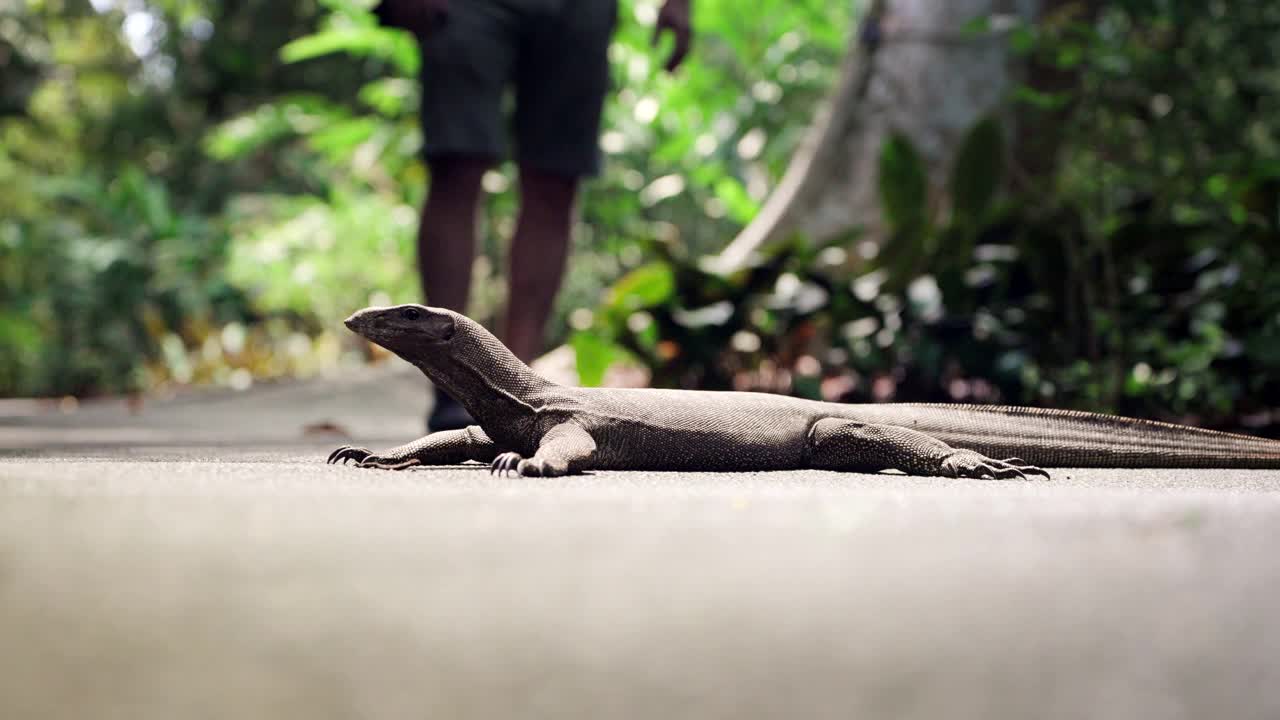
[576,0,1280,432]
[580,230,853,391]
[878,132,929,238]
[949,116,1003,230]
[202,0,850,366]
[0,168,246,395]
[4,0,1279,436]
[0,0,389,395]
[221,188,419,323]
[1002,0,1280,421]
[0,0,850,396]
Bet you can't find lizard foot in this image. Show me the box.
[516,457,566,477]
[940,450,1051,480]
[357,457,421,470]
[327,446,420,470]
[489,453,566,477]
[491,452,524,476]
[328,445,372,465]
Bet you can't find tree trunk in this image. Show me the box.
[713,0,1043,271]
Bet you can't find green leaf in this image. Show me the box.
[317,0,379,22]
[305,117,378,158]
[571,330,621,387]
[1054,44,1084,69]
[280,27,419,75]
[606,262,676,311]
[203,106,293,159]
[878,132,928,235]
[203,96,353,159]
[1012,85,1070,110]
[1009,25,1037,53]
[358,78,416,117]
[281,28,376,62]
[138,178,173,234]
[1205,174,1230,199]
[713,177,761,224]
[949,115,1004,227]
[960,14,992,37]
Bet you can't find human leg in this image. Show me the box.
[413,157,492,431]
[503,166,578,362]
[500,0,617,361]
[413,0,514,429]
[417,156,491,312]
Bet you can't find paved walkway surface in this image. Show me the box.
[2,366,1279,719]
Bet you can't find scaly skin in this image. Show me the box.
[327,305,1280,479]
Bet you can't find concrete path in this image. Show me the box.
[2,367,1279,719]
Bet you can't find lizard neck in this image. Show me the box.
[411,319,557,426]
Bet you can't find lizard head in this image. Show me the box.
[344,303,549,401]
[344,304,458,355]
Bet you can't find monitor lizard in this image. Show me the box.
[327,305,1280,479]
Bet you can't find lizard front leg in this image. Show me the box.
[491,421,596,477]
[807,418,1050,479]
[328,425,500,470]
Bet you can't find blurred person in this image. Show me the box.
[373,0,692,431]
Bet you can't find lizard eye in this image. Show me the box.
[400,307,421,321]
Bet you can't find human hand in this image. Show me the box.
[652,0,692,73]
[374,0,449,38]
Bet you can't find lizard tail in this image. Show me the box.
[849,403,1280,469]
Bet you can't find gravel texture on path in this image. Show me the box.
[3,367,1279,719]
[2,447,1279,720]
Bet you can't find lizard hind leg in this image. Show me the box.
[805,417,1049,480]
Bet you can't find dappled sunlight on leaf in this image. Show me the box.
[280,26,418,75]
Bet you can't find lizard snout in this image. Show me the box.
[343,308,385,336]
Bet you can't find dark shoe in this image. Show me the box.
[427,390,474,432]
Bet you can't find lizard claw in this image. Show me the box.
[328,446,373,465]
[490,452,523,476]
[488,454,566,477]
[356,457,421,470]
[941,450,1051,481]
[328,446,419,470]
[516,458,567,478]
[996,457,1049,479]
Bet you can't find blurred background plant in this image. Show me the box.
[576,0,1280,434]
[1,0,1278,433]
[1,0,845,393]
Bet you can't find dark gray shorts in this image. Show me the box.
[418,0,618,177]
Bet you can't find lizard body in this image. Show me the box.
[328,305,1280,479]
